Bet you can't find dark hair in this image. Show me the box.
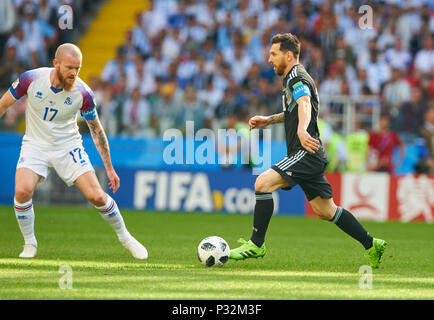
[271,33,300,59]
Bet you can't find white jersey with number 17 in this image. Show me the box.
[9,67,98,150]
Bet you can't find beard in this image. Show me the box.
[274,63,286,76]
[56,68,76,90]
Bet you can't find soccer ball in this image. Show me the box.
[197,236,230,267]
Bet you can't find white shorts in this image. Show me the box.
[16,143,95,186]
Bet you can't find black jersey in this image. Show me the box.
[281,64,328,163]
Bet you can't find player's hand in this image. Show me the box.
[249,116,270,130]
[297,129,320,154]
[106,168,120,194]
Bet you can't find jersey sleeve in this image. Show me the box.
[9,70,36,99]
[288,77,311,101]
[79,87,98,121]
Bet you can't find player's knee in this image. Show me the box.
[312,205,334,220]
[254,176,271,193]
[14,186,34,203]
[88,191,107,207]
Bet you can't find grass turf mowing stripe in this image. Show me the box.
[0,205,433,299]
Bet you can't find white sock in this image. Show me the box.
[14,198,37,245]
[95,195,131,242]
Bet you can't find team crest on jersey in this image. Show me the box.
[35,91,43,99]
[64,97,72,105]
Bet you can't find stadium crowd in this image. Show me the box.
[0,0,433,173]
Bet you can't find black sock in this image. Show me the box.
[330,207,373,250]
[250,192,274,247]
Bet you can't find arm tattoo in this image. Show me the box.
[87,118,113,169]
[269,112,284,124]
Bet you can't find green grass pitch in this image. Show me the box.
[0,205,433,300]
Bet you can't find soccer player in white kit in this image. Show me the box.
[0,43,148,259]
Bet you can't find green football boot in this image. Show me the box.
[364,238,387,269]
[230,238,266,260]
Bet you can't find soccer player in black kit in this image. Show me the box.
[229,33,387,268]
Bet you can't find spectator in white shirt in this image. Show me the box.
[161,28,184,62]
[258,0,280,32]
[198,77,224,117]
[131,13,151,56]
[414,34,434,75]
[145,47,171,80]
[319,64,342,97]
[141,0,168,40]
[383,68,412,116]
[184,15,207,44]
[364,49,391,94]
[101,46,138,92]
[385,37,412,71]
[229,44,252,85]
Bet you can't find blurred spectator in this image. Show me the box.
[385,37,412,71]
[173,84,205,133]
[243,15,264,63]
[318,116,347,172]
[345,118,369,172]
[229,44,252,85]
[414,34,434,76]
[197,77,224,118]
[306,46,326,83]
[162,28,184,62]
[101,46,137,92]
[194,0,219,30]
[168,0,189,30]
[184,14,207,44]
[368,115,405,173]
[141,0,168,42]
[258,0,280,32]
[383,68,412,127]
[0,0,15,54]
[377,21,398,51]
[363,49,392,94]
[20,3,56,67]
[349,68,369,97]
[332,35,356,68]
[214,88,239,126]
[401,87,428,135]
[419,107,434,173]
[97,85,118,136]
[119,30,140,61]
[122,87,153,137]
[319,64,342,97]
[177,48,200,89]
[131,12,151,57]
[132,55,157,97]
[5,27,34,68]
[145,47,171,81]
[313,2,339,63]
[0,45,25,88]
[150,82,178,135]
[38,0,57,27]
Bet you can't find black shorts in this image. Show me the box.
[271,150,333,201]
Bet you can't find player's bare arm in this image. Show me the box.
[296,95,320,154]
[249,112,284,130]
[0,90,17,118]
[86,117,120,193]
